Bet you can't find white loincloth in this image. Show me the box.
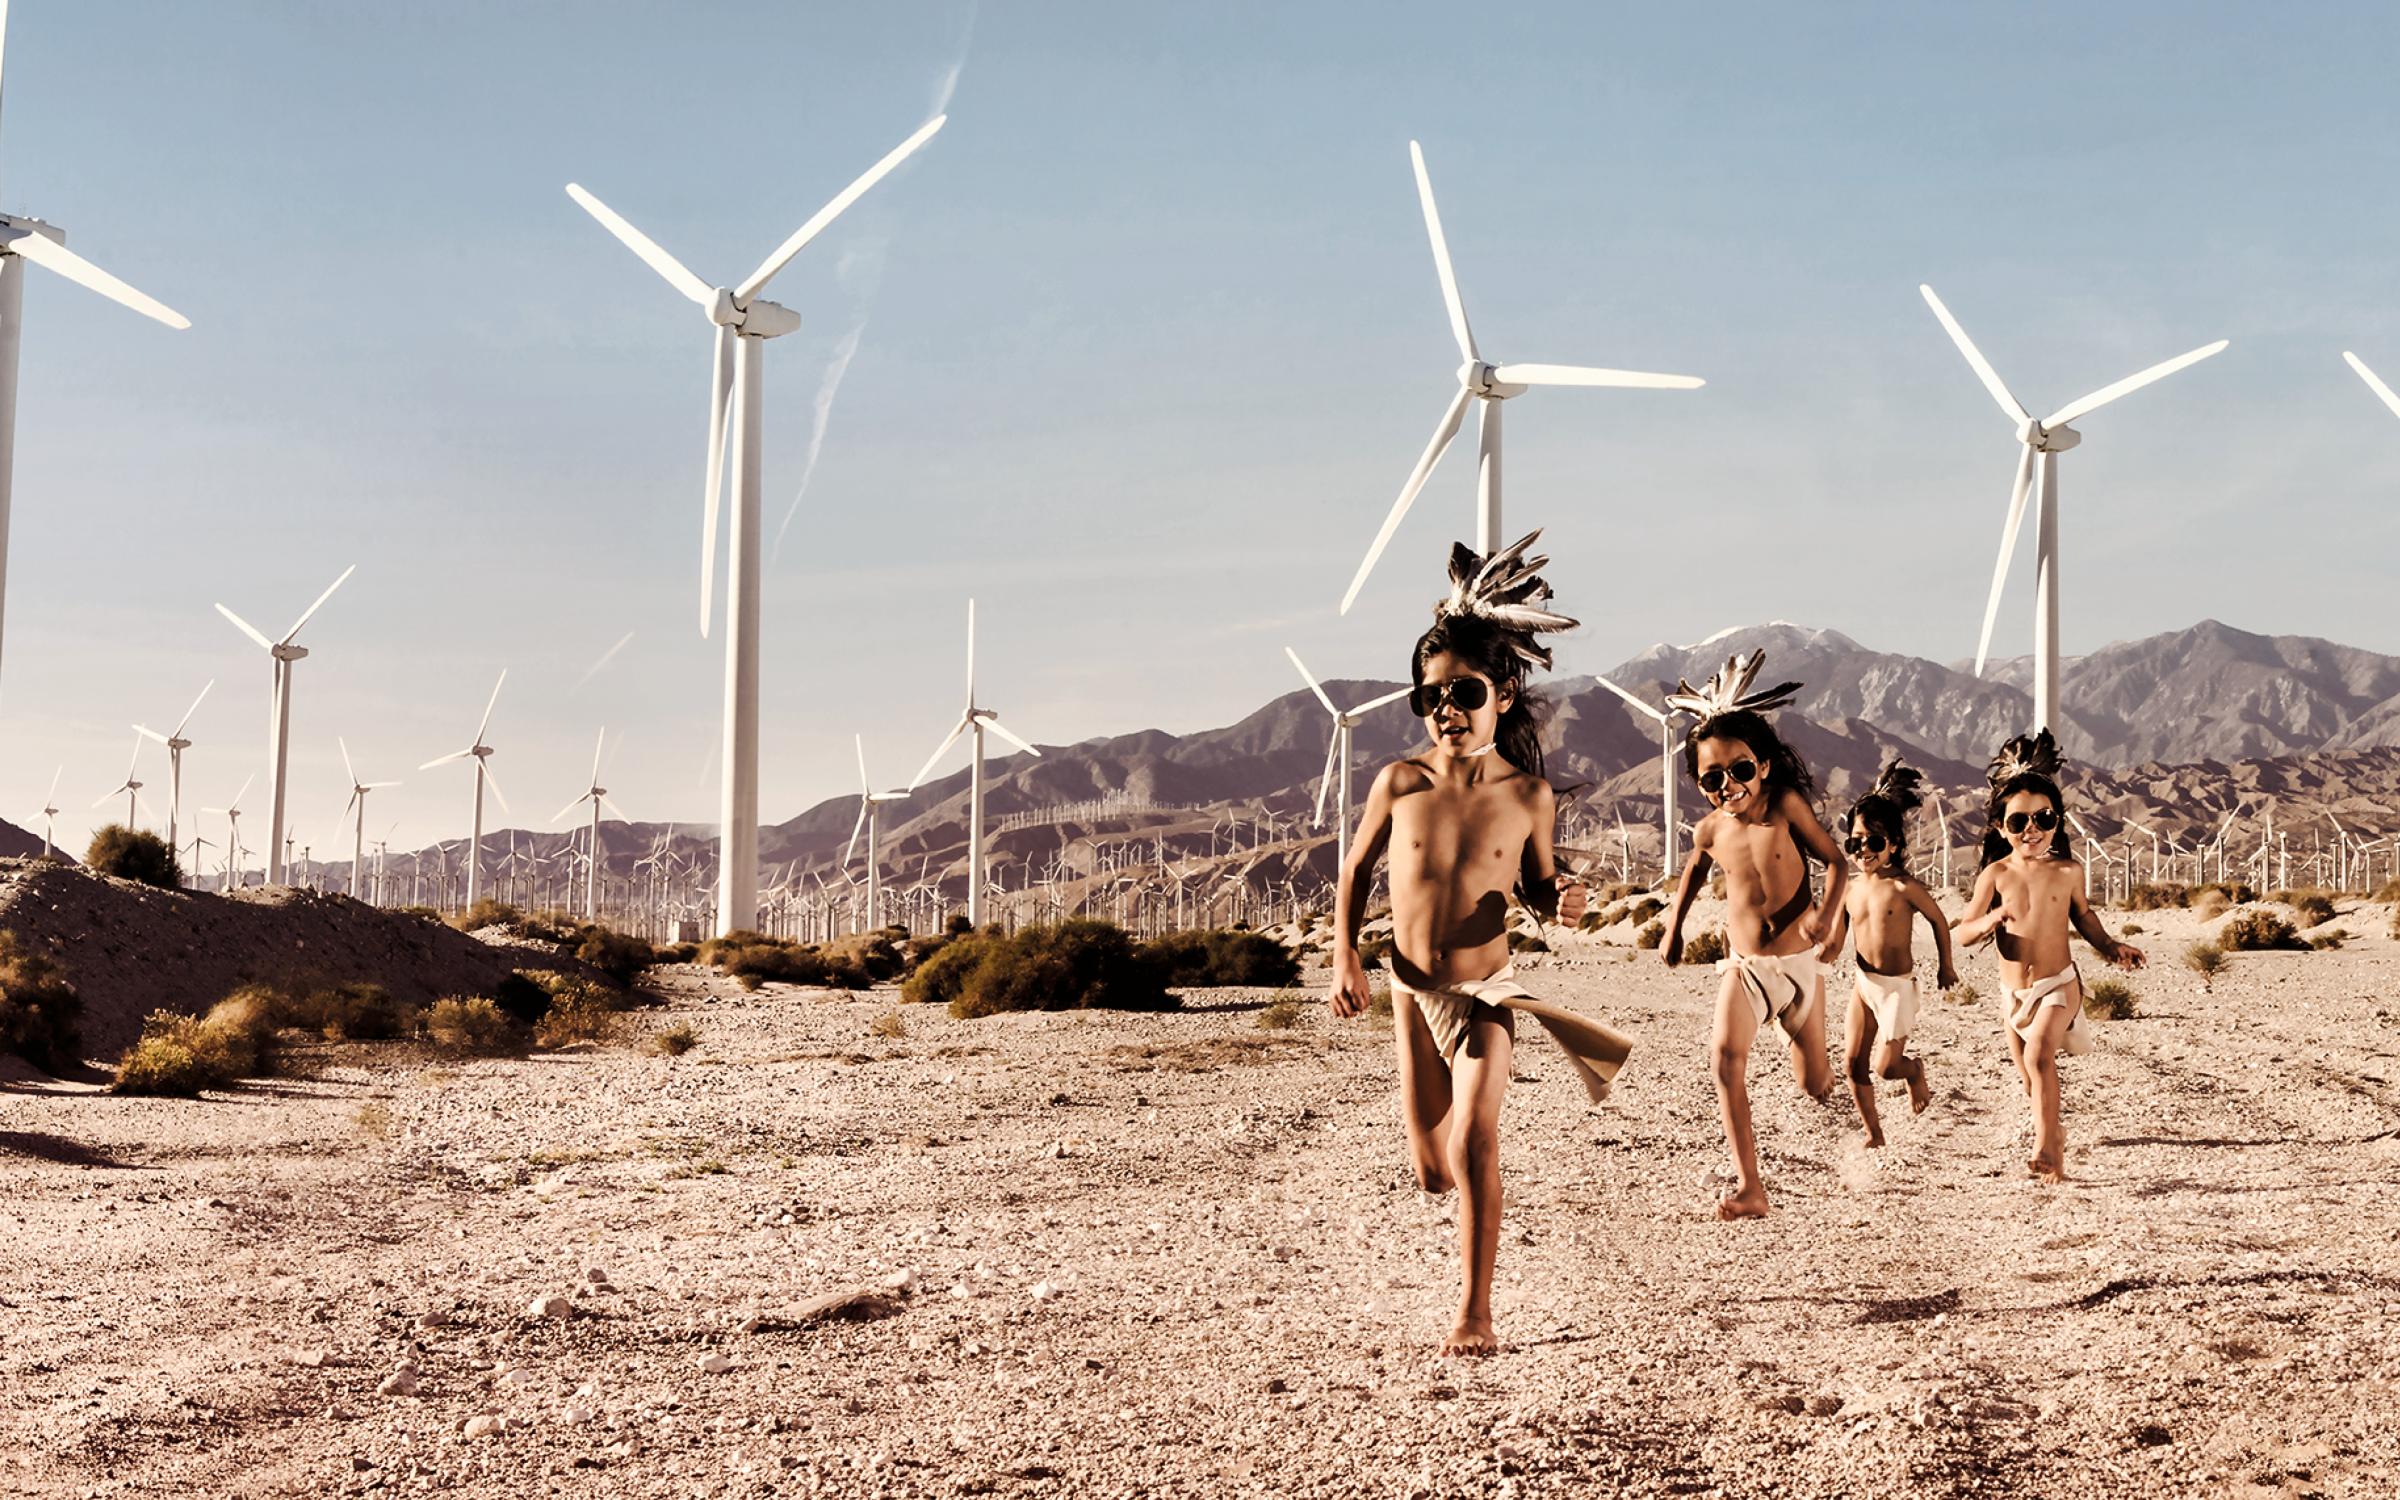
[1716,951,1824,1040]
[2005,966,2091,1057]
[1854,966,1919,1043]
[1398,963,1633,1104]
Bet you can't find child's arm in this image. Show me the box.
[1781,789,1847,950]
[1329,764,1400,1017]
[1951,865,2008,947]
[2069,882,2146,970]
[1904,877,1960,987]
[1660,824,1713,967]
[1518,779,1578,924]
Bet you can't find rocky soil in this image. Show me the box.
[4,899,2398,1497]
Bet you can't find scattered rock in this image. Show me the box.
[377,1367,420,1398]
[463,1414,506,1439]
[1030,1280,1061,1303]
[792,1288,907,1326]
[526,1294,572,1321]
[698,1352,734,1374]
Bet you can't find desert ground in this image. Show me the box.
[4,899,2399,1499]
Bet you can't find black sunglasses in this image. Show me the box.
[1697,759,1758,796]
[1410,678,1490,718]
[2004,808,2060,834]
[1844,832,1888,854]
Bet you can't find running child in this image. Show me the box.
[1658,651,1846,1220]
[1327,533,1633,1357]
[1951,731,2145,1183]
[1820,760,1958,1148]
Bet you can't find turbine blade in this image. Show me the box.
[2,226,189,329]
[1339,384,1471,615]
[909,718,971,790]
[282,563,357,644]
[735,114,948,301]
[1313,727,1339,827]
[1349,684,1414,715]
[1408,141,1477,364]
[366,781,400,790]
[564,183,714,306]
[600,796,630,823]
[47,766,61,804]
[2343,351,2400,422]
[1975,445,2038,676]
[1591,673,1667,723]
[172,679,214,738]
[339,735,358,787]
[701,324,733,637]
[481,763,510,815]
[2045,340,2229,427]
[134,723,168,745]
[590,726,607,784]
[1918,284,2029,423]
[91,787,122,809]
[844,797,868,866]
[474,669,507,746]
[983,717,1040,758]
[551,793,588,826]
[965,598,976,709]
[232,773,253,809]
[855,732,870,795]
[419,748,473,770]
[216,603,274,652]
[1283,647,1339,717]
[1490,363,1705,390]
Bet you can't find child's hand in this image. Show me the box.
[1937,964,1959,990]
[2108,940,2146,971]
[1557,879,1588,928]
[1797,906,1829,946]
[1328,954,1374,1018]
[1661,930,1683,968]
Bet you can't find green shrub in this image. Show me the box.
[924,920,1178,1020]
[534,984,619,1047]
[1684,929,1728,966]
[651,1022,700,1057]
[2083,978,2137,1020]
[902,934,989,1010]
[1142,929,1300,988]
[451,898,522,933]
[576,926,659,987]
[656,942,699,965]
[111,1033,210,1096]
[1635,920,1665,951]
[0,932,82,1071]
[1256,990,1306,1030]
[2183,941,2227,991]
[824,928,906,983]
[425,996,516,1056]
[288,981,416,1041]
[2220,909,2305,952]
[2270,889,2338,928]
[111,994,279,1095]
[85,825,180,889]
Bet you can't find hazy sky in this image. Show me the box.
[10,1,2400,859]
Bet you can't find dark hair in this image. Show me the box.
[1413,613,1547,778]
[1845,760,1923,880]
[1980,732,2074,866]
[1681,708,1817,807]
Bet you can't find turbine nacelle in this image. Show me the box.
[710,289,802,339]
[1461,361,1525,401]
[272,643,309,663]
[2015,419,2081,454]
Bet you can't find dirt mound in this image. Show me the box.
[0,858,594,1061]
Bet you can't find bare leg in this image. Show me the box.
[1846,989,1884,1148]
[1711,972,1769,1219]
[1392,992,1454,1194]
[1878,1036,1929,1116]
[1786,974,1835,1103]
[1441,1011,1513,1355]
[2024,989,2076,1182]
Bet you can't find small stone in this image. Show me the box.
[880,1268,918,1295]
[377,1368,420,1398]
[527,1294,572,1321]
[1264,1377,1288,1394]
[291,1349,333,1368]
[585,1267,611,1287]
[698,1353,734,1375]
[416,1310,447,1330]
[1030,1281,1060,1303]
[463,1414,505,1439]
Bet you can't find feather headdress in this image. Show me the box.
[1432,530,1579,671]
[1987,729,2062,786]
[1661,649,1803,721]
[1859,758,1925,815]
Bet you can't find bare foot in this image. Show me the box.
[1907,1065,1932,1115]
[1716,1185,1771,1220]
[1440,1316,1499,1357]
[2026,1153,2067,1184]
[1861,1129,1886,1150]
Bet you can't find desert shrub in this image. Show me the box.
[1635,920,1665,951]
[1577,910,1605,932]
[1589,882,1646,905]
[2183,942,2227,991]
[656,942,699,965]
[451,898,522,933]
[289,981,416,1041]
[111,994,279,1095]
[394,905,442,922]
[1684,929,1729,966]
[2220,909,2305,952]
[1143,929,1300,988]
[902,934,989,1010]
[533,983,619,1047]
[111,1032,210,1096]
[1367,987,1393,1021]
[1950,979,1980,1005]
[510,909,582,944]
[929,920,1178,1020]
[2372,877,2400,904]
[1508,928,1549,953]
[824,928,906,983]
[2083,978,2138,1021]
[2309,929,2347,951]
[490,971,553,1026]
[870,1009,907,1039]
[2196,880,2257,906]
[84,825,179,889]
[1623,897,1666,929]
[2120,922,2144,935]
[651,1022,700,1057]
[2124,884,2187,911]
[2270,889,2338,928]
[945,912,974,937]
[1256,990,1306,1030]
[0,932,82,1071]
[1357,934,1395,969]
[425,997,516,1056]
[699,932,869,992]
[576,926,659,987]
[2189,888,2231,922]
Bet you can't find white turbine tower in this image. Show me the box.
[908,600,1042,929]
[37,763,57,856]
[419,670,508,912]
[0,0,190,704]
[202,773,253,891]
[566,113,947,937]
[336,737,398,903]
[1920,285,2228,734]
[844,734,912,933]
[133,679,212,879]
[1282,648,1410,868]
[1340,140,1704,614]
[92,732,149,830]
[1592,674,1684,881]
[551,728,628,920]
[216,565,355,884]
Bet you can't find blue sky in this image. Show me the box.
[10,1,2400,859]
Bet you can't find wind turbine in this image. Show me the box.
[1592,674,1683,881]
[908,599,1042,928]
[844,734,912,932]
[92,732,149,831]
[1339,140,1704,614]
[336,737,398,903]
[217,565,355,883]
[419,670,508,911]
[567,114,947,937]
[0,0,190,706]
[133,679,212,880]
[1919,284,2227,735]
[36,763,56,856]
[1282,647,1409,868]
[551,727,628,920]
[202,774,253,890]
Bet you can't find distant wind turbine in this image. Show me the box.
[419,670,508,911]
[551,727,628,920]
[336,737,398,904]
[566,113,948,937]
[1592,674,1683,881]
[845,734,912,932]
[92,732,149,830]
[908,599,1041,928]
[37,763,57,857]
[1340,139,1704,614]
[133,678,212,881]
[216,564,356,884]
[202,773,254,890]
[1919,284,2227,734]
[1282,647,1409,868]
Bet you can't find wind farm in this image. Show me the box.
[4,6,2400,1498]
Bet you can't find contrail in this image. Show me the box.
[572,630,636,693]
[772,323,866,561]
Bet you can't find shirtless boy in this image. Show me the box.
[1657,652,1845,1220]
[1822,761,1958,1148]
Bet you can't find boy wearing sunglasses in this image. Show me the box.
[1329,534,1631,1358]
[1656,652,1845,1221]
[1953,731,2144,1183]
[1819,761,1957,1149]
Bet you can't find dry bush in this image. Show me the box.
[288,981,417,1041]
[1367,986,1393,1021]
[651,1022,700,1057]
[1256,990,1306,1030]
[2196,880,2258,906]
[655,942,700,965]
[1683,929,1729,965]
[1145,929,1300,987]
[2309,929,2347,951]
[575,926,660,987]
[1621,897,1667,930]
[1508,928,1549,953]
[2121,922,2144,935]
[912,920,1177,1020]
[2083,978,2138,1021]
[111,994,280,1095]
[2189,888,2232,922]
[870,1009,907,1039]
[534,983,620,1047]
[490,971,553,1025]
[2371,876,2400,904]
[450,898,523,933]
[1635,920,1665,951]
[1106,1036,1310,1073]
[111,1032,211,1096]
[703,932,871,992]
[2184,941,2227,991]
[2270,889,2339,928]
[1356,933,1395,969]
[826,928,908,983]
[0,931,82,1071]
[425,996,516,1056]
[2220,910,2305,952]
[2124,884,2187,911]
[1950,979,1981,1005]
[84,825,179,889]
